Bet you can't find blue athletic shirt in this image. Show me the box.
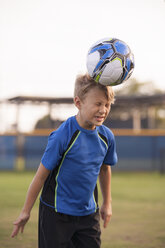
[40,116,117,216]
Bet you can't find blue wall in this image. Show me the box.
[0,135,17,170]
[113,136,165,171]
[24,136,48,170]
[0,133,165,171]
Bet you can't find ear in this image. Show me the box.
[74,96,81,110]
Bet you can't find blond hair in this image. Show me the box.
[74,73,115,103]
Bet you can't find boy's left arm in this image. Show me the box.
[99,164,112,228]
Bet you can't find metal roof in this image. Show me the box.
[7,96,74,104]
[7,94,165,108]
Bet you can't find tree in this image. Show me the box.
[110,78,165,129]
[34,114,63,129]
[114,78,163,96]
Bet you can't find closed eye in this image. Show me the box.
[106,103,111,109]
[96,102,101,106]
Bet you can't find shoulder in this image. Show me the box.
[48,116,78,145]
[97,125,115,145]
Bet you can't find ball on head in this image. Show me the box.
[86,38,135,86]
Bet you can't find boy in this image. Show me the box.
[11,74,118,248]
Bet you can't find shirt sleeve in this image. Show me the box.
[41,131,66,170]
[103,132,118,166]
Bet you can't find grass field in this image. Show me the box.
[0,171,165,248]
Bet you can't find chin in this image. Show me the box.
[95,121,103,126]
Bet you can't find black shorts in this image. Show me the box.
[39,202,101,248]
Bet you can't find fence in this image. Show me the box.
[0,129,165,172]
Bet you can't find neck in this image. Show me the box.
[76,114,96,130]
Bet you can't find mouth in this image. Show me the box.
[95,116,105,122]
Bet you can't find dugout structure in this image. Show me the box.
[7,93,165,131]
[0,129,165,172]
[0,94,165,172]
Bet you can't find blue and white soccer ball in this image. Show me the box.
[86,38,135,86]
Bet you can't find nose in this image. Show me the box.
[99,105,106,114]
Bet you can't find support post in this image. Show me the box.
[148,107,156,129]
[132,109,141,130]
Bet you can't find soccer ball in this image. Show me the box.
[86,38,135,86]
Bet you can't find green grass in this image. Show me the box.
[0,171,165,248]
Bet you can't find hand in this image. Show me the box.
[11,212,30,238]
[100,202,112,228]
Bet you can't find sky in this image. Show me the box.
[0,0,165,99]
[0,0,165,131]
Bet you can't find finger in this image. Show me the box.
[21,225,24,233]
[13,218,26,226]
[11,225,20,238]
[103,215,111,228]
[13,219,22,225]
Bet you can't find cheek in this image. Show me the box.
[108,105,111,112]
[106,108,111,115]
[85,103,96,111]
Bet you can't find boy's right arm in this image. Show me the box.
[11,163,50,238]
